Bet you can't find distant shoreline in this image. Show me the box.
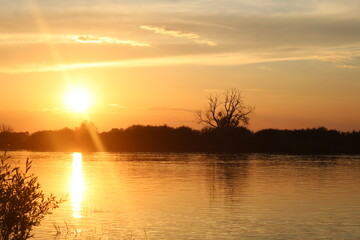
[4,150,360,157]
[1,124,359,154]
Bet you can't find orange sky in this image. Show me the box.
[0,0,359,132]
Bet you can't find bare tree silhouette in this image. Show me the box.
[197,89,254,128]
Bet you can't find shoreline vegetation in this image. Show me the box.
[0,122,359,154]
[0,152,63,239]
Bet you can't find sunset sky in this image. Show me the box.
[1,0,359,132]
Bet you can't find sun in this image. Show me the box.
[65,86,93,113]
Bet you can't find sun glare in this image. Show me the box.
[65,86,92,113]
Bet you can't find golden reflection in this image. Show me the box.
[70,152,84,218]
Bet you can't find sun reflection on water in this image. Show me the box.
[70,152,84,219]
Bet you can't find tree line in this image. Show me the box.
[1,89,359,154]
[0,123,359,154]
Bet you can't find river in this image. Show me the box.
[8,152,360,239]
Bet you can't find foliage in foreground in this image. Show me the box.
[0,152,63,240]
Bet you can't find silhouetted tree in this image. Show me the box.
[0,124,13,133]
[0,131,29,150]
[197,89,254,128]
[1,123,359,153]
[75,121,100,151]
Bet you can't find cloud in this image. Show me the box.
[5,0,360,17]
[150,107,197,113]
[0,52,356,74]
[314,55,352,62]
[67,35,102,43]
[0,33,64,45]
[2,9,360,57]
[65,35,150,47]
[140,25,217,46]
[337,64,359,69]
[0,53,265,73]
[258,66,272,71]
[38,107,63,113]
[202,89,223,93]
[0,33,150,47]
[203,88,267,94]
[108,104,126,109]
[245,88,268,93]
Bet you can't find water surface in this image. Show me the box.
[9,152,360,239]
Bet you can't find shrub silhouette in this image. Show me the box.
[0,152,63,240]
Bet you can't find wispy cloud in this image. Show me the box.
[258,66,272,71]
[0,33,63,45]
[1,51,359,74]
[245,88,268,93]
[337,64,359,69]
[38,107,63,113]
[203,88,267,94]
[314,55,352,62]
[67,35,102,43]
[0,33,149,47]
[0,53,261,73]
[140,25,217,46]
[202,89,223,93]
[150,107,197,113]
[108,104,126,109]
[65,35,150,47]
